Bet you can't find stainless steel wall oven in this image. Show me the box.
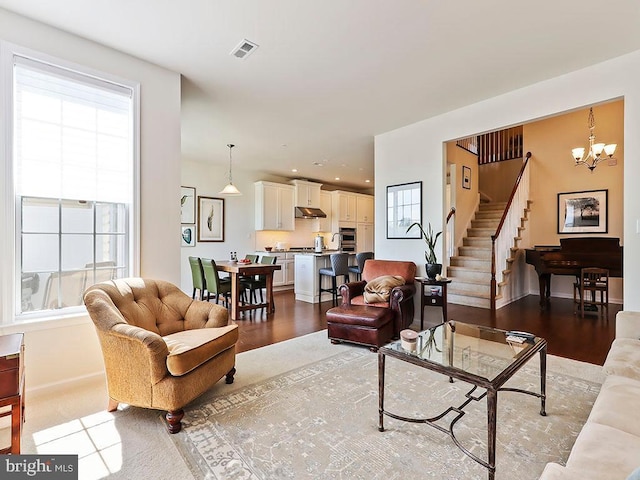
[339,227,356,252]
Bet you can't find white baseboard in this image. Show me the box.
[27,371,106,399]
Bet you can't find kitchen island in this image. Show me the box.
[294,251,356,303]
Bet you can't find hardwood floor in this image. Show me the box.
[233,290,620,365]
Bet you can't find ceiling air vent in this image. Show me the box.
[230,39,259,59]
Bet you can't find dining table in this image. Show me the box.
[216,261,281,320]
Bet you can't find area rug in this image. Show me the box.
[171,335,603,480]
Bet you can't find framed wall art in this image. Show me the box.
[462,166,471,190]
[180,186,196,224]
[197,196,225,242]
[557,189,608,234]
[386,181,422,239]
[181,225,195,247]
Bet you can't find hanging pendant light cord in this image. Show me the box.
[227,143,235,184]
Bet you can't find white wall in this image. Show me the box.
[0,8,182,392]
[375,50,640,310]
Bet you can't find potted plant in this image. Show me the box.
[406,222,442,280]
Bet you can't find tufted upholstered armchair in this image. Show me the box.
[83,278,238,434]
[339,259,417,337]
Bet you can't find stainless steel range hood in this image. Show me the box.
[295,206,327,218]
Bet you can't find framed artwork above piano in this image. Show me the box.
[557,189,608,234]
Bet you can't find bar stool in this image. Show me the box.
[319,253,350,306]
[348,251,374,281]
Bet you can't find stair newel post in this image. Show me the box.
[490,234,497,311]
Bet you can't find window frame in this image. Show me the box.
[1,41,141,324]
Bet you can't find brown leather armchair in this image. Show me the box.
[339,259,417,336]
[83,278,238,433]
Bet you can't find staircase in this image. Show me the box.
[447,201,527,308]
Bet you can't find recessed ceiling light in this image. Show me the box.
[291,168,298,173]
[365,179,371,183]
[335,177,340,181]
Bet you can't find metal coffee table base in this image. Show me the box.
[378,348,547,480]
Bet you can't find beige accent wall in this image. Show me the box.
[446,143,478,252]
[524,100,624,301]
[479,158,524,203]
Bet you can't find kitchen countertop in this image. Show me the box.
[293,250,354,257]
[256,249,356,257]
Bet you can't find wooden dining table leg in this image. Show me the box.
[230,271,240,320]
[266,272,275,314]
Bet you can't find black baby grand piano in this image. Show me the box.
[525,237,623,306]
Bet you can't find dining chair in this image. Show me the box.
[243,255,277,306]
[188,256,206,300]
[319,253,350,307]
[573,267,609,318]
[348,252,374,281]
[202,258,232,307]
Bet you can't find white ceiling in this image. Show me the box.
[1,1,640,189]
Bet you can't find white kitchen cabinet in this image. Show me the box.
[291,179,322,208]
[255,181,295,231]
[316,191,333,232]
[254,251,294,288]
[357,223,375,252]
[331,191,357,223]
[356,194,374,223]
[284,258,295,285]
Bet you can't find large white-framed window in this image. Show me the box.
[1,43,139,322]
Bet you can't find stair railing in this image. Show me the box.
[490,152,532,311]
[444,207,456,273]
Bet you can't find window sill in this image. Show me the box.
[1,312,91,335]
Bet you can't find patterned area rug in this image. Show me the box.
[172,347,602,480]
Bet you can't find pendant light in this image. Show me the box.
[218,144,242,196]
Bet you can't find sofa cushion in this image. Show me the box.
[326,305,394,328]
[349,295,389,309]
[603,338,640,381]
[163,324,238,376]
[565,422,640,479]
[587,374,640,437]
[538,463,584,480]
[363,275,405,304]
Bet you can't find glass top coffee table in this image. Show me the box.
[378,321,547,480]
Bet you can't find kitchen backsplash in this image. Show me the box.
[255,218,334,250]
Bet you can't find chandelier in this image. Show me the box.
[571,107,616,172]
[218,144,242,196]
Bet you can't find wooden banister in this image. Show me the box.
[490,152,531,311]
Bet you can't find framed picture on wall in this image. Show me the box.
[180,186,196,224]
[181,225,196,247]
[197,196,225,242]
[557,189,608,234]
[462,166,471,190]
[386,181,422,239]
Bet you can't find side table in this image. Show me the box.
[0,333,25,455]
[416,277,452,330]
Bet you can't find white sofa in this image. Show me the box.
[539,311,640,480]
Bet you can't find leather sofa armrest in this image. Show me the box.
[616,311,640,339]
[339,281,366,305]
[389,284,416,309]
